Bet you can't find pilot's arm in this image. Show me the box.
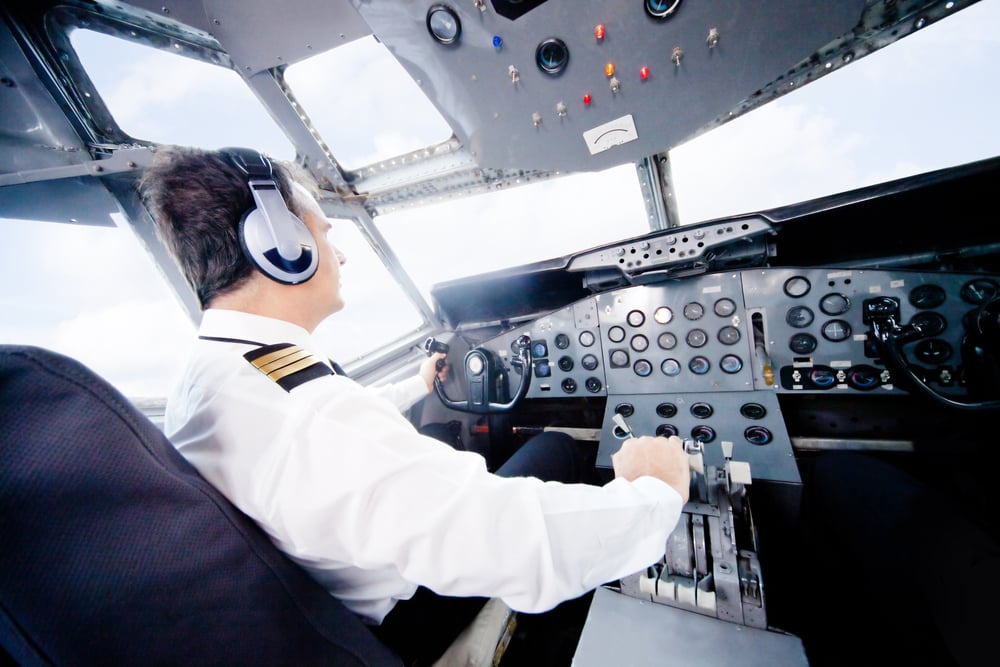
[369,352,448,412]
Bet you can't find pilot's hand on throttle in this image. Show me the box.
[612,435,690,504]
[419,352,448,391]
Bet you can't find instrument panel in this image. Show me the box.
[477,268,997,482]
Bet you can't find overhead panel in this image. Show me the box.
[355,0,866,172]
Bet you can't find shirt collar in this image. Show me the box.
[199,309,316,349]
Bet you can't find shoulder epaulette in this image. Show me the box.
[243,343,334,392]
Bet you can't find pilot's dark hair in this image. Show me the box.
[139,145,315,308]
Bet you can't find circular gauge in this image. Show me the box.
[960,278,999,305]
[609,350,630,367]
[656,402,678,418]
[690,402,713,419]
[608,326,626,343]
[533,360,551,377]
[631,335,649,352]
[561,378,577,393]
[810,367,837,387]
[585,377,603,392]
[686,329,708,348]
[909,284,946,310]
[783,276,811,298]
[819,293,851,316]
[714,298,737,317]
[633,359,653,377]
[789,333,818,355]
[557,356,574,371]
[786,305,815,328]
[579,331,596,347]
[615,403,635,417]
[657,332,678,350]
[910,311,947,336]
[821,319,852,342]
[535,37,570,76]
[654,306,674,324]
[740,403,767,419]
[691,425,716,443]
[683,302,705,320]
[661,358,681,376]
[531,341,548,358]
[627,310,646,327]
[554,333,571,349]
[426,4,462,45]
[720,354,743,374]
[914,339,953,363]
[689,356,711,375]
[581,354,599,371]
[645,0,682,20]
[656,424,679,437]
[718,325,741,345]
[744,426,773,446]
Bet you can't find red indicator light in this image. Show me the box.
[605,63,615,77]
[640,66,650,80]
[583,93,592,105]
[594,24,605,40]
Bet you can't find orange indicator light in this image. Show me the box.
[605,63,615,77]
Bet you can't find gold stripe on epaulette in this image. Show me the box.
[255,348,312,374]
[251,345,311,369]
[266,355,326,382]
[248,345,327,381]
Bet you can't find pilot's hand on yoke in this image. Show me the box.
[611,435,691,504]
[419,352,449,391]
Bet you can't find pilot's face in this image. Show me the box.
[293,183,347,317]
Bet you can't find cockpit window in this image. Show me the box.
[284,36,454,170]
[669,0,1000,223]
[374,163,650,302]
[0,216,194,399]
[70,29,295,159]
[313,217,427,365]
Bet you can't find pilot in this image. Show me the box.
[139,145,691,666]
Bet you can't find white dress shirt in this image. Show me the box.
[165,309,683,624]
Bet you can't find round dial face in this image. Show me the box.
[783,276,811,298]
[960,278,999,305]
[821,319,852,342]
[627,310,646,327]
[714,298,737,317]
[819,293,851,316]
[718,326,741,345]
[579,331,596,347]
[658,332,677,350]
[654,307,673,324]
[683,302,704,320]
[786,306,815,328]
[909,284,946,309]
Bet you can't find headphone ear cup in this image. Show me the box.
[239,207,319,284]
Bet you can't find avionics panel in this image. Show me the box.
[472,268,995,483]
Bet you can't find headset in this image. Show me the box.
[222,147,318,284]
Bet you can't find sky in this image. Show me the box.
[1,0,999,398]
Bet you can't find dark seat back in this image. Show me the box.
[0,345,402,666]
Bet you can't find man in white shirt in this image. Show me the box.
[140,145,692,665]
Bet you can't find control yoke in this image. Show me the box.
[429,335,532,413]
[865,295,1000,410]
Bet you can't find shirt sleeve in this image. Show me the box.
[255,376,684,614]
[369,374,430,412]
